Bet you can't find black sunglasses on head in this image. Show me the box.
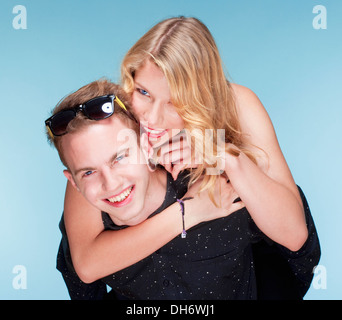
[45,94,128,137]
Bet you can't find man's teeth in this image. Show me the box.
[107,186,133,203]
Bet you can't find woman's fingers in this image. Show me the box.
[184,175,245,224]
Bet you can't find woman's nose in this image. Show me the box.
[143,101,164,128]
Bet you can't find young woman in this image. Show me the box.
[62,17,319,299]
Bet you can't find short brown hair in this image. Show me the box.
[46,79,138,167]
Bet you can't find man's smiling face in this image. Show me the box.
[62,116,154,226]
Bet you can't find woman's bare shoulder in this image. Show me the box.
[231,83,266,116]
[230,83,274,146]
[230,83,300,198]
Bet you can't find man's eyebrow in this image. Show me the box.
[107,150,120,166]
[74,148,127,177]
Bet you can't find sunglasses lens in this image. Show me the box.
[46,95,117,137]
[50,109,76,136]
[84,96,114,120]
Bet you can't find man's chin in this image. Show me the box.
[107,208,147,227]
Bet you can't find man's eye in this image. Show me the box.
[114,150,129,164]
[115,155,125,162]
[83,170,94,177]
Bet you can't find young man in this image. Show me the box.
[46,79,243,299]
[46,80,320,300]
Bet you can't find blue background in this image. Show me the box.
[0,0,340,299]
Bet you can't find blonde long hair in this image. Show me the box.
[121,16,256,201]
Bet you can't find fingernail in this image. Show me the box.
[148,159,157,171]
[233,197,241,203]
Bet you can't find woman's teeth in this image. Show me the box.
[148,128,165,134]
[143,126,166,135]
[107,186,133,203]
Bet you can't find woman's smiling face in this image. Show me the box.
[131,60,185,145]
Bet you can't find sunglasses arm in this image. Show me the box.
[46,123,55,140]
[114,96,127,111]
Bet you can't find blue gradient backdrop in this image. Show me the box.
[0,0,340,299]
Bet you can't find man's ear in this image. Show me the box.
[63,170,80,192]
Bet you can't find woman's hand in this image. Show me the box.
[149,130,199,180]
[184,175,245,228]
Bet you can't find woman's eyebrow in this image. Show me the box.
[134,81,149,91]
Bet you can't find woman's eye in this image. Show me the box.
[137,88,149,97]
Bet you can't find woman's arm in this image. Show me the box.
[64,180,180,283]
[226,84,308,251]
[64,176,242,283]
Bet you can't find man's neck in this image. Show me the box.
[143,168,168,216]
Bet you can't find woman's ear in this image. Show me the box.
[63,170,80,192]
[140,132,156,172]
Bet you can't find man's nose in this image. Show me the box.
[101,168,121,193]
